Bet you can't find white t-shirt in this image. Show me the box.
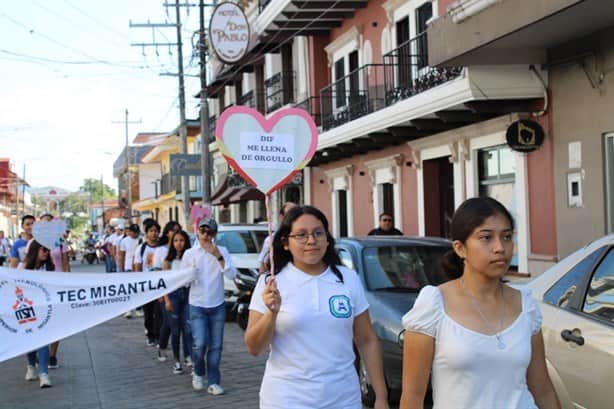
[249,263,369,409]
[181,244,236,308]
[402,285,542,409]
[134,243,159,272]
[257,235,272,264]
[153,246,169,270]
[119,236,139,271]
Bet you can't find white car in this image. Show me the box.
[526,234,614,409]
[213,224,269,317]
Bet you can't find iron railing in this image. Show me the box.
[294,96,321,127]
[160,173,182,195]
[264,70,296,113]
[239,89,266,113]
[320,64,387,131]
[383,32,462,106]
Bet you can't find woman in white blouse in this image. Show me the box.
[400,197,560,409]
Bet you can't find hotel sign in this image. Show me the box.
[505,120,545,153]
[209,2,249,64]
[170,154,201,177]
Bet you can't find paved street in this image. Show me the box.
[1,261,398,409]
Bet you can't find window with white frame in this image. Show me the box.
[325,27,361,112]
[365,155,404,230]
[325,165,354,238]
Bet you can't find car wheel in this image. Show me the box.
[356,356,377,407]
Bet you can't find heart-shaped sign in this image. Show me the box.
[32,219,67,250]
[215,106,318,195]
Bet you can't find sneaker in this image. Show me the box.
[184,356,193,367]
[207,384,224,396]
[135,309,144,317]
[172,362,183,374]
[39,373,52,388]
[25,365,38,381]
[49,356,59,369]
[123,311,133,319]
[192,374,204,391]
[157,347,168,362]
[146,338,156,347]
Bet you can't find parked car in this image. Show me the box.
[525,234,614,409]
[335,236,452,407]
[203,224,269,318]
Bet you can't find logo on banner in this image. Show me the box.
[0,280,52,334]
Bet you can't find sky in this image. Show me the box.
[0,0,207,192]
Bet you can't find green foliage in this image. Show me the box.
[80,178,115,203]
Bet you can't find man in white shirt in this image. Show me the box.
[118,224,140,272]
[0,230,10,266]
[181,218,236,395]
[258,202,297,273]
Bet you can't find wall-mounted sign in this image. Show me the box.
[209,2,250,64]
[170,154,201,177]
[505,120,545,153]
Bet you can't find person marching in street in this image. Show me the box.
[258,202,297,273]
[38,213,70,369]
[155,221,182,362]
[111,224,125,271]
[400,197,560,409]
[245,205,389,409]
[9,214,35,268]
[118,223,141,318]
[368,212,403,236]
[134,219,161,346]
[101,225,115,273]
[162,229,193,374]
[20,240,54,388]
[181,217,236,394]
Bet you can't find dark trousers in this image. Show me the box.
[143,300,161,343]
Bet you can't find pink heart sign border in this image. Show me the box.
[215,106,318,195]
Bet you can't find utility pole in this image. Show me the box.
[100,174,105,230]
[112,109,141,222]
[200,0,212,204]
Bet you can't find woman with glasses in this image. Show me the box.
[245,205,389,409]
[181,218,236,395]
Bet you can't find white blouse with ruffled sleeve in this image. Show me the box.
[402,285,542,409]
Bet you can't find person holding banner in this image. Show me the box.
[134,220,161,347]
[162,229,193,374]
[20,240,54,388]
[181,218,236,394]
[245,206,389,409]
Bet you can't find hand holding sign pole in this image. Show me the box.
[215,106,319,276]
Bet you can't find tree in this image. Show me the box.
[80,178,115,204]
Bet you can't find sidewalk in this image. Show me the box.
[0,314,267,409]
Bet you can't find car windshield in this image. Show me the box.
[215,230,267,254]
[362,245,449,291]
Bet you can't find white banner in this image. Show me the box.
[0,267,195,363]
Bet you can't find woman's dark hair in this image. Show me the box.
[159,221,181,246]
[272,205,343,282]
[442,197,515,279]
[166,230,191,262]
[24,240,55,271]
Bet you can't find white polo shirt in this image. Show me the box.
[181,244,236,308]
[119,236,139,271]
[249,263,369,409]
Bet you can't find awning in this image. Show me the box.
[209,176,229,202]
[227,187,264,204]
[211,187,242,206]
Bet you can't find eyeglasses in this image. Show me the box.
[287,230,327,244]
[199,228,216,236]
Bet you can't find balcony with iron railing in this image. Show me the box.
[160,173,182,196]
[294,96,321,127]
[239,89,266,113]
[320,64,387,131]
[383,32,462,107]
[264,70,295,113]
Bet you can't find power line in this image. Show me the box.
[63,0,132,42]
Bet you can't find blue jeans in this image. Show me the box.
[104,254,116,273]
[27,345,49,375]
[190,303,225,385]
[165,287,191,361]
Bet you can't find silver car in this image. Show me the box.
[526,234,614,409]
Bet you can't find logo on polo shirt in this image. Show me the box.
[328,295,352,318]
